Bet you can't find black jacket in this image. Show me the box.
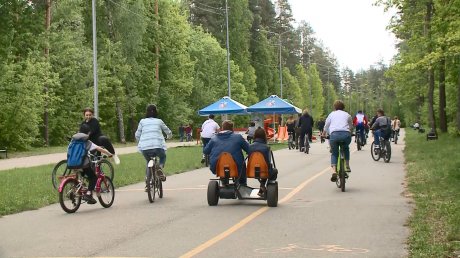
[81,118,102,144]
[298,114,314,132]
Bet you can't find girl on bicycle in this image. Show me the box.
[322,100,353,182]
[81,107,120,165]
[135,104,172,187]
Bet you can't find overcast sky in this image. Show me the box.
[288,0,397,72]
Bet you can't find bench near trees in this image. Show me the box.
[0,147,7,158]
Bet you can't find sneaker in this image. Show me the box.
[144,185,148,192]
[200,158,205,164]
[257,186,266,197]
[112,154,120,165]
[83,194,97,204]
[157,168,166,182]
[330,173,338,182]
[345,166,351,173]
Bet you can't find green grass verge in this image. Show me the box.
[0,143,287,216]
[404,130,460,257]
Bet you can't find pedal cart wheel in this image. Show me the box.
[207,180,219,206]
[266,182,278,207]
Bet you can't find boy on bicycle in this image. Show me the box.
[73,124,114,204]
[370,109,391,148]
[353,110,368,145]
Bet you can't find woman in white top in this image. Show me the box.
[322,100,353,182]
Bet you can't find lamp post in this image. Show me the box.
[225,0,231,98]
[92,0,99,118]
[277,30,290,99]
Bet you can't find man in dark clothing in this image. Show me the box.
[298,109,314,151]
[203,120,250,185]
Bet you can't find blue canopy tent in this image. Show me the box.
[246,95,302,114]
[198,96,248,116]
[247,95,302,142]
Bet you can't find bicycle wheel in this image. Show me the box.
[383,140,392,163]
[99,159,114,181]
[339,157,346,192]
[394,133,398,144]
[356,135,362,151]
[147,168,156,203]
[205,155,210,167]
[370,142,381,161]
[52,159,71,190]
[156,176,163,198]
[335,158,341,189]
[97,177,115,208]
[59,179,81,213]
[304,136,310,154]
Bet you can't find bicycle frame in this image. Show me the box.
[58,153,107,193]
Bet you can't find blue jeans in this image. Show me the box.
[329,131,351,166]
[356,123,365,143]
[201,137,211,152]
[373,129,389,146]
[142,148,166,177]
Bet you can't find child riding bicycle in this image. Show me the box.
[73,124,114,204]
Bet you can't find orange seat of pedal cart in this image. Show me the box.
[216,152,239,178]
[246,152,269,179]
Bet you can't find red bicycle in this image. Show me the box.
[58,152,115,213]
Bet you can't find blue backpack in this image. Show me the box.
[67,139,88,169]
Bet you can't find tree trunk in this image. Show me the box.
[425,1,436,132]
[457,58,460,134]
[105,0,126,144]
[43,0,51,146]
[116,102,126,144]
[439,56,447,132]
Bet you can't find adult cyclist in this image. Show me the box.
[200,114,220,163]
[353,110,368,145]
[370,109,391,149]
[322,100,353,182]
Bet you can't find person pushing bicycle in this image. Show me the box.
[322,100,353,182]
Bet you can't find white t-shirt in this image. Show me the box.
[324,110,353,134]
[201,119,220,138]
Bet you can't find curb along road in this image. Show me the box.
[0,141,197,171]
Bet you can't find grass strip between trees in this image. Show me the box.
[404,130,460,257]
[0,143,287,217]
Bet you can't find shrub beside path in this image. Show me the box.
[0,141,196,171]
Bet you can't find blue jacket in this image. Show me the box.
[249,139,274,177]
[203,131,250,175]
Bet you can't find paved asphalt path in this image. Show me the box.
[0,130,411,258]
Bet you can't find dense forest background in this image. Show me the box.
[0,0,459,150]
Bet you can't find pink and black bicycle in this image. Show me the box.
[58,152,115,213]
